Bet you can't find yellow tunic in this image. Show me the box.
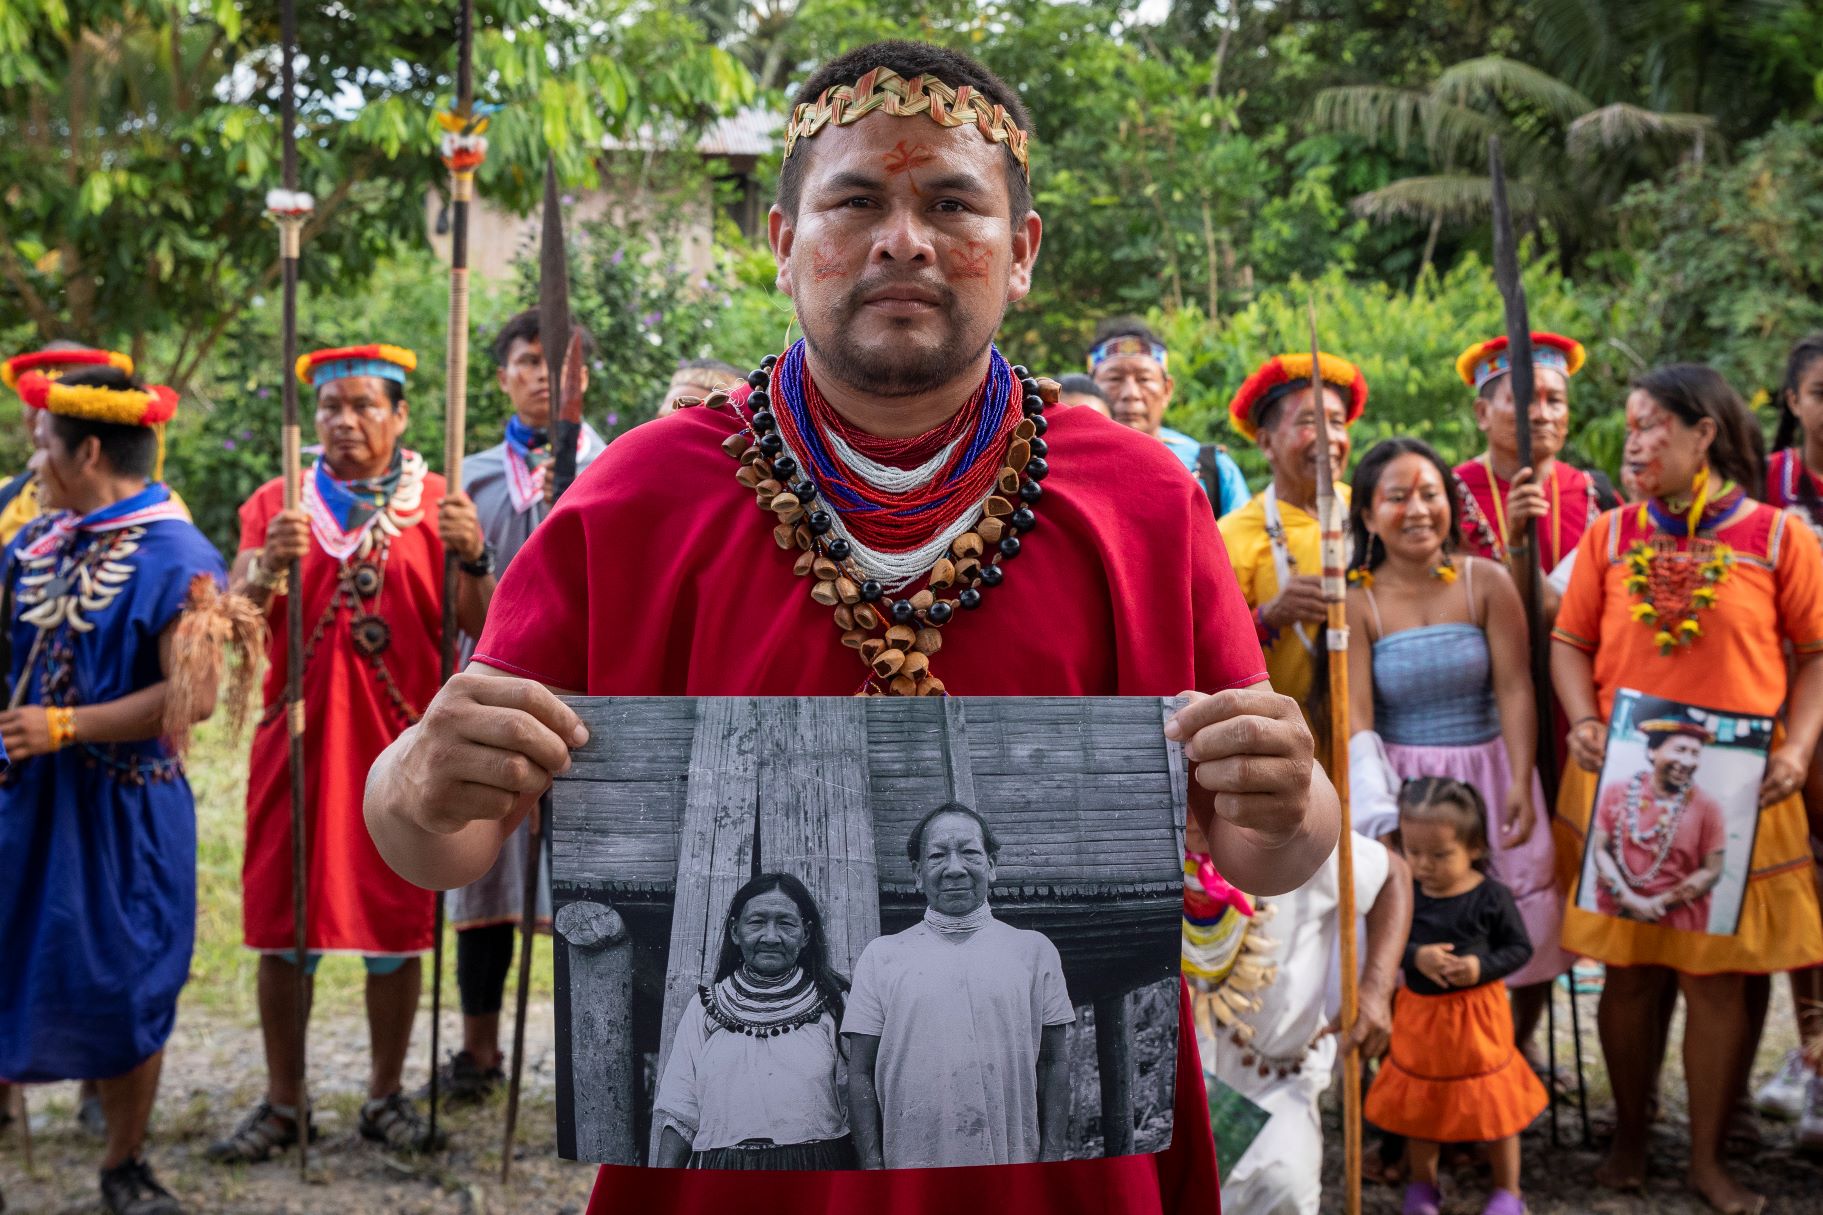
[1217,485,1349,705]
[0,475,39,546]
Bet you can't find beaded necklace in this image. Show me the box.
[1610,771,1693,889]
[721,342,1051,696]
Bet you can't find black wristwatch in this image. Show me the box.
[459,543,496,578]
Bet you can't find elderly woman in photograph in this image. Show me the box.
[653,872,855,1170]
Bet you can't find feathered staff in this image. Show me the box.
[265,0,315,1178]
[1309,301,1362,1215]
[429,0,487,1141]
[1486,134,1591,1146]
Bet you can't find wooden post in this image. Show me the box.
[554,900,635,1166]
[1094,994,1135,1156]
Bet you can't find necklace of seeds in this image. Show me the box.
[720,353,1057,696]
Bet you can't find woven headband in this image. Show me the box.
[1087,335,1167,373]
[1471,346,1571,392]
[784,67,1030,181]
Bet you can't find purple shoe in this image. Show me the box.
[1402,1182,1442,1215]
[1484,1189,1527,1215]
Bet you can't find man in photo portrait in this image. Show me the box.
[843,802,1074,1168]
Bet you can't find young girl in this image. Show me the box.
[1365,777,1547,1215]
[1345,438,1571,1056]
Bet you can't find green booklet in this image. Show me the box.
[1207,1074,1271,1184]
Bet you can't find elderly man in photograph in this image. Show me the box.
[844,803,1074,1169]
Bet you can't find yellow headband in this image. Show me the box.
[784,67,1031,181]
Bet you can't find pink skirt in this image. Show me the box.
[1384,737,1574,987]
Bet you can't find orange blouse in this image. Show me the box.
[1551,501,1823,719]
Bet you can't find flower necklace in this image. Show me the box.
[720,341,1050,696]
[1610,770,1692,889]
[1624,471,1740,656]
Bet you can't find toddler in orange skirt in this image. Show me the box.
[1365,776,1548,1215]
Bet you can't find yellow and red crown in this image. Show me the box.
[16,370,177,427]
[1456,332,1585,391]
[2,347,134,394]
[296,344,418,389]
[1228,352,1368,442]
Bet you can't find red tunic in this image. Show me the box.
[475,402,1264,1215]
[1590,778,1726,934]
[1454,455,1599,571]
[239,469,446,955]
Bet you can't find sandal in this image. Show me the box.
[205,1099,316,1165]
[99,1156,184,1215]
[358,1091,446,1154]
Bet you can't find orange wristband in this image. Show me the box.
[45,705,77,751]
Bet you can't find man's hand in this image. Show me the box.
[263,508,310,564]
[1505,466,1550,537]
[438,492,485,564]
[1330,982,1394,1061]
[1568,718,1606,773]
[0,707,52,761]
[1167,687,1316,849]
[1259,575,1327,631]
[1414,943,1455,988]
[389,671,584,837]
[1501,778,1537,846]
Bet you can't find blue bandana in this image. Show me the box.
[504,414,552,471]
[312,449,402,538]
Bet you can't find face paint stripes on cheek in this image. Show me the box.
[810,240,847,283]
[947,240,990,280]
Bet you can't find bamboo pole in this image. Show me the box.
[1310,301,1361,1215]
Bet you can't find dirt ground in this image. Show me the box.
[7,978,1821,1213]
[0,999,596,1215]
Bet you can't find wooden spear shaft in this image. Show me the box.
[278,0,311,1178]
[430,0,478,1144]
[1310,301,1362,1215]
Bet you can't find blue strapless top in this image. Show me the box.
[1371,622,1500,746]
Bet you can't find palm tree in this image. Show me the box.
[1311,54,1714,274]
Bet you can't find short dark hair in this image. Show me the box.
[1630,363,1765,500]
[676,357,745,379]
[490,308,597,369]
[906,801,1001,865]
[1398,775,1491,868]
[777,41,1033,222]
[1055,373,1107,403]
[48,368,158,479]
[1088,316,1162,354]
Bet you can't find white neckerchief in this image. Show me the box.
[923,902,993,937]
[1262,483,1316,656]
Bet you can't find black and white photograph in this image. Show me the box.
[548,696,1187,1170]
[1577,688,1774,937]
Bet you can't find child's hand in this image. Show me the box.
[1414,943,1456,987]
[1438,950,1481,987]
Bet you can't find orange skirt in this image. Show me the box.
[1364,982,1547,1143]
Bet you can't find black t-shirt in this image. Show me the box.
[1400,876,1533,996]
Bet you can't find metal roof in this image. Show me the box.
[602,106,778,157]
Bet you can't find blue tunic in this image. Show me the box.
[0,487,226,1082]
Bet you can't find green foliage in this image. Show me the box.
[1598,121,1823,401]
[0,0,754,387]
[1143,254,1625,482]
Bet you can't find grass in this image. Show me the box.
[183,714,556,1024]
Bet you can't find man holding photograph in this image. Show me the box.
[844,804,1072,1169]
[1587,714,1726,932]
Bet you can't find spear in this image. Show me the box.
[1309,300,1361,1215]
[266,0,315,1179]
[500,155,581,1182]
[1487,135,1591,1146]
[430,0,484,1143]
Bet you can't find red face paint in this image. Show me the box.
[948,240,990,280]
[810,240,846,283]
[882,140,936,181]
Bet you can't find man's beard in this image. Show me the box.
[800,281,998,399]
